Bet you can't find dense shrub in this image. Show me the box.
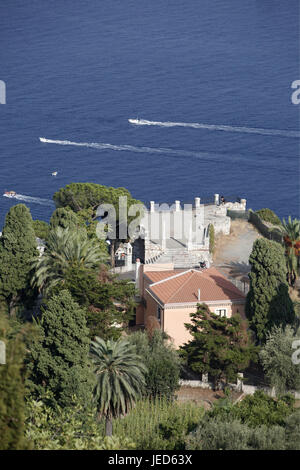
[284,409,300,450]
[255,208,281,226]
[111,397,204,450]
[25,396,136,450]
[32,220,50,240]
[207,390,295,428]
[128,330,181,399]
[260,325,300,395]
[185,417,285,450]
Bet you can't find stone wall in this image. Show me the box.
[179,376,300,399]
[249,210,283,243]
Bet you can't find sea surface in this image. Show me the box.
[0,0,299,227]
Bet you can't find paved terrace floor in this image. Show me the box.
[213,220,261,281]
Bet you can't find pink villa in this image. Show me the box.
[135,262,246,348]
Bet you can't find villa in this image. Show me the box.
[135,261,246,348]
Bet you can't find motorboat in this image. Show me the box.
[51,171,58,176]
[3,190,17,198]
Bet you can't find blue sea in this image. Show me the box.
[0,0,299,227]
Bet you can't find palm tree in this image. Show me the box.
[31,227,108,291]
[90,336,147,436]
[280,217,300,286]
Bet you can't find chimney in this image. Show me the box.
[175,200,180,212]
[214,194,219,206]
[197,289,201,301]
[135,258,141,291]
[195,197,201,208]
[150,201,155,213]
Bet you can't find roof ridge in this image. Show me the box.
[149,269,193,287]
[167,270,199,303]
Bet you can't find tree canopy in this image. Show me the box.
[259,325,300,395]
[0,314,31,449]
[127,330,181,399]
[31,227,108,292]
[53,265,136,340]
[0,204,38,314]
[90,336,147,436]
[53,183,144,266]
[27,290,93,408]
[180,303,256,387]
[246,238,295,342]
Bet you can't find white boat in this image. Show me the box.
[128,118,140,125]
[51,171,58,176]
[3,190,17,198]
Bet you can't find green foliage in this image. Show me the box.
[187,390,297,450]
[27,290,93,408]
[52,183,144,266]
[186,417,286,450]
[284,409,300,450]
[90,336,147,435]
[281,216,300,241]
[180,303,256,387]
[280,216,300,286]
[31,226,108,291]
[0,204,39,314]
[53,182,141,215]
[127,330,181,399]
[260,325,300,395]
[32,220,50,240]
[25,395,136,450]
[255,208,282,226]
[0,315,30,450]
[246,238,295,342]
[111,397,204,450]
[50,207,82,231]
[234,391,295,427]
[209,224,215,254]
[207,390,295,428]
[56,265,136,339]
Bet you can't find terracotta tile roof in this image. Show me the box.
[146,267,245,305]
[144,270,185,284]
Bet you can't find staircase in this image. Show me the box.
[147,238,205,268]
[157,248,204,268]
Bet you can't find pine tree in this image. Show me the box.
[0,204,38,315]
[246,238,295,343]
[50,207,83,232]
[27,290,93,408]
[180,303,255,388]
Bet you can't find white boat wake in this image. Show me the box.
[39,136,238,162]
[128,118,300,138]
[3,193,54,206]
[39,136,296,169]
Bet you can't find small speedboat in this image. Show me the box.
[51,171,58,176]
[128,118,140,125]
[3,190,17,198]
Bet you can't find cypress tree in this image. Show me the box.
[0,204,38,314]
[246,238,295,343]
[0,316,29,450]
[27,290,93,407]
